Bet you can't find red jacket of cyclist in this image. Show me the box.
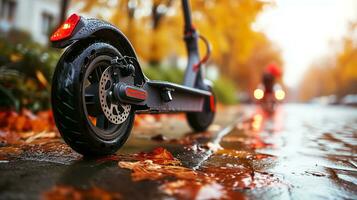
[262,63,282,94]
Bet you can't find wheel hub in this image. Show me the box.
[99,67,131,124]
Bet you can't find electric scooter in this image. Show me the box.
[50,0,216,156]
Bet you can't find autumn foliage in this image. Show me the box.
[77,0,282,92]
[0,109,55,132]
[0,109,57,144]
[299,22,357,101]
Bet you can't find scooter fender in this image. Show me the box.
[51,16,146,85]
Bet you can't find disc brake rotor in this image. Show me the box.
[99,67,131,125]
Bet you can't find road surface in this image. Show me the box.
[0,104,356,199]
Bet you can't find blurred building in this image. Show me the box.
[0,0,61,45]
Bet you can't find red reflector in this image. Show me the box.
[125,88,147,101]
[50,14,80,42]
[210,95,216,112]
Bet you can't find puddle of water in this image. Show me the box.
[255,105,357,199]
[160,180,245,200]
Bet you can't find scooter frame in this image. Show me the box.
[51,0,214,114]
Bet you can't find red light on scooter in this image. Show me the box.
[210,94,216,112]
[50,14,81,42]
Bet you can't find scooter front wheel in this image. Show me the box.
[186,87,216,132]
[51,42,135,156]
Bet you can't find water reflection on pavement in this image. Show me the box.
[260,104,357,199]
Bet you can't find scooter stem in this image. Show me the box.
[182,0,193,33]
[181,0,202,88]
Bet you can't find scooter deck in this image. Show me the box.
[147,80,211,96]
[134,80,211,113]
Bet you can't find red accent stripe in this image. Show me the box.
[193,55,209,72]
[125,88,147,100]
[193,63,200,72]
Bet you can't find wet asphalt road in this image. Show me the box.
[0,104,356,200]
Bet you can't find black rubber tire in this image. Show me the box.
[51,42,135,156]
[186,87,216,132]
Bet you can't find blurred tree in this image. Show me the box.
[79,0,178,65]
[336,23,357,97]
[0,30,60,111]
[299,22,357,101]
[191,0,283,91]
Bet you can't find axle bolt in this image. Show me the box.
[121,64,135,76]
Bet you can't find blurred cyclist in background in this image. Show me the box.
[263,63,281,93]
[254,63,284,113]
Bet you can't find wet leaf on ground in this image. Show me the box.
[215,149,275,160]
[0,110,59,145]
[119,147,283,199]
[135,147,181,165]
[119,160,197,181]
